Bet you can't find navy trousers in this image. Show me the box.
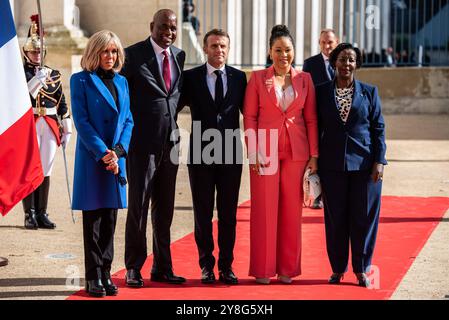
[320,170,382,274]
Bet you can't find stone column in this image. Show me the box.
[359,0,366,49]
[295,0,305,65]
[325,0,334,28]
[348,0,355,44]
[252,0,267,67]
[275,0,283,24]
[227,0,243,66]
[381,0,391,50]
[310,0,320,55]
[338,0,345,41]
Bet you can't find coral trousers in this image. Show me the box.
[249,132,307,278]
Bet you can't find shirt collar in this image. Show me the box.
[321,52,330,62]
[150,37,171,57]
[206,62,226,76]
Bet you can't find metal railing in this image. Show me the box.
[183,0,449,68]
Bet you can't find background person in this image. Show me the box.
[21,14,72,230]
[302,29,339,86]
[302,29,339,209]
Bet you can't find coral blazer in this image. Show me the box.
[243,66,319,162]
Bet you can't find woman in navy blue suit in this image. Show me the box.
[316,43,387,287]
[70,30,133,297]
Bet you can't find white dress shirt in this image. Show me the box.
[150,37,178,88]
[206,62,227,101]
[275,85,296,112]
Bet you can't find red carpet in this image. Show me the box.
[68,196,449,300]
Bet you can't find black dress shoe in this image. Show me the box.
[328,273,344,284]
[86,279,106,298]
[36,212,56,229]
[151,271,186,284]
[125,269,144,288]
[356,273,370,288]
[219,269,238,285]
[102,277,119,296]
[201,268,216,284]
[24,211,38,230]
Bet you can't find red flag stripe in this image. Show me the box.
[0,109,43,216]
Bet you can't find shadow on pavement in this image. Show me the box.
[0,290,76,299]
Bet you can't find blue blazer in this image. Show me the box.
[70,70,134,210]
[316,80,387,172]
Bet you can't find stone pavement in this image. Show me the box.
[0,114,448,300]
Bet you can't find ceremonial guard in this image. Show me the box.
[21,15,72,230]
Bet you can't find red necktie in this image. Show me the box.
[162,50,171,92]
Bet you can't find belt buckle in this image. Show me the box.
[38,108,46,117]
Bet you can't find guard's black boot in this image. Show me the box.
[35,177,56,229]
[22,192,38,230]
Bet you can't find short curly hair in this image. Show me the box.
[329,43,363,69]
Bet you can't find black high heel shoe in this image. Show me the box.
[86,279,106,298]
[355,273,370,288]
[328,273,344,284]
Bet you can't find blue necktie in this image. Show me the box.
[327,63,335,80]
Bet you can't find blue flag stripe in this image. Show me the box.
[0,0,17,48]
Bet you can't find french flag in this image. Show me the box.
[0,0,43,216]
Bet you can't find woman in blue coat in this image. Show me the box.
[70,30,133,297]
[316,43,387,287]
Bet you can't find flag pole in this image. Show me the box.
[36,0,44,68]
[36,0,75,223]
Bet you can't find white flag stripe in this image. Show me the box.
[0,35,32,135]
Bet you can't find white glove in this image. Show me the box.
[61,133,71,148]
[27,68,49,99]
[61,118,73,134]
[60,118,73,148]
[36,68,49,82]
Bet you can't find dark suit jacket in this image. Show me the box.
[302,53,331,86]
[121,37,186,154]
[316,80,387,172]
[178,64,247,165]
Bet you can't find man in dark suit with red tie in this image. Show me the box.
[178,29,247,284]
[121,9,186,287]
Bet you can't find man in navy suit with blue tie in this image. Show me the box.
[178,29,247,285]
[303,29,339,86]
[303,29,339,209]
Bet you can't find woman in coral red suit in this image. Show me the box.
[243,25,319,284]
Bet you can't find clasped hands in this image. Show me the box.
[102,150,119,175]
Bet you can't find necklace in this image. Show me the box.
[274,69,291,77]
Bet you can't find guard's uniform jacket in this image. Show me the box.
[24,61,70,145]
